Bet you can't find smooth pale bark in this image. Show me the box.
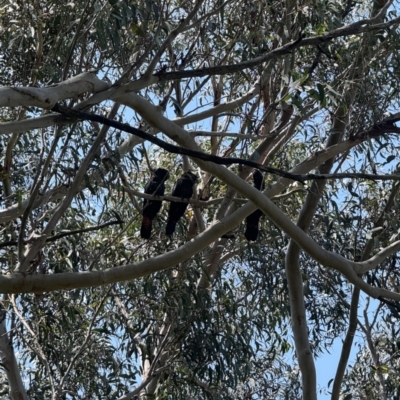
[331,182,400,399]
[0,116,392,226]
[0,73,109,108]
[285,246,317,399]
[284,0,390,393]
[3,94,400,300]
[284,102,348,398]
[0,308,29,400]
[331,287,360,400]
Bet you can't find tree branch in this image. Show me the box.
[0,304,29,400]
[0,220,123,249]
[51,103,400,184]
[0,72,109,108]
[152,12,400,82]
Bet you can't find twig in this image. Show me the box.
[0,220,123,249]
[51,104,400,184]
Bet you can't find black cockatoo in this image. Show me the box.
[245,169,264,241]
[166,171,198,235]
[141,168,170,239]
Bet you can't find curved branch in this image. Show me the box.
[120,92,400,300]
[0,114,71,135]
[143,0,205,78]
[332,181,400,399]
[355,241,400,273]
[0,305,28,399]
[50,104,400,183]
[0,169,397,301]
[174,84,259,125]
[0,73,109,109]
[152,12,400,82]
[2,95,400,299]
[74,6,400,109]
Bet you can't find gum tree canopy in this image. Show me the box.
[2,0,400,399]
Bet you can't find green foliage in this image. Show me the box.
[1,0,400,398]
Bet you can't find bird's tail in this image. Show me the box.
[166,220,176,235]
[245,223,259,241]
[141,216,153,239]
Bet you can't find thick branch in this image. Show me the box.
[0,72,109,109]
[0,306,29,400]
[2,100,400,299]
[355,241,400,273]
[152,13,400,82]
[50,104,400,184]
[331,182,400,399]
[331,286,360,400]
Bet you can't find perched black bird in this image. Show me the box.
[141,168,170,239]
[166,171,198,235]
[245,169,264,241]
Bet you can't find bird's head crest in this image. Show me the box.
[184,170,198,182]
[153,168,170,181]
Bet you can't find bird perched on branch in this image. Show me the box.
[166,171,198,235]
[141,168,170,239]
[245,169,264,241]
